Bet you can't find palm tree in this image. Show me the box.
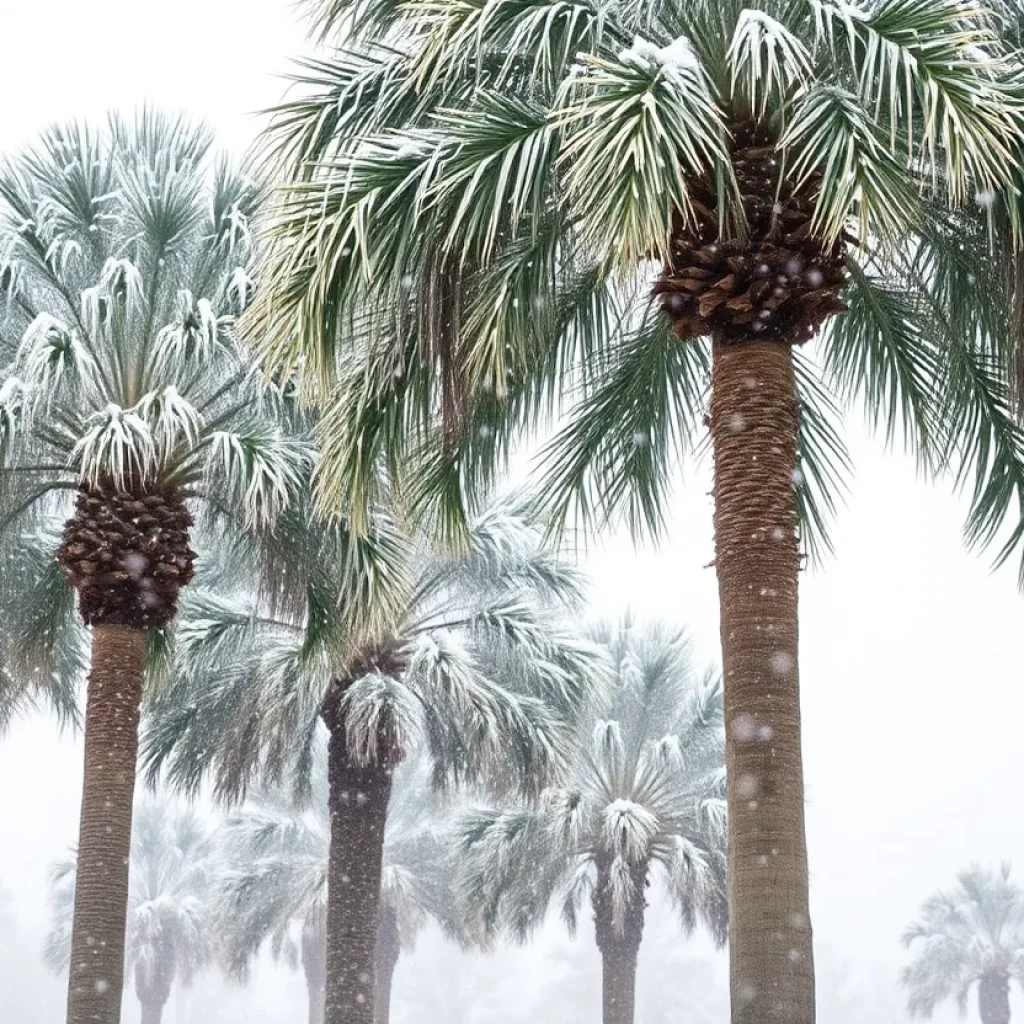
[213,755,464,1024]
[143,497,600,1024]
[456,620,726,1024]
[0,111,308,1024]
[250,5,1024,1020]
[902,864,1024,1024]
[46,800,213,1024]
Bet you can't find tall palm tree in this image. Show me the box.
[902,864,1024,1024]
[250,4,1024,1021]
[213,756,464,1024]
[456,620,726,1024]
[45,800,213,1024]
[143,497,601,1024]
[0,111,308,1024]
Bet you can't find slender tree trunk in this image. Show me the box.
[65,625,146,1024]
[593,860,645,1024]
[375,902,401,1024]
[302,921,327,1024]
[979,971,1011,1024]
[600,947,639,1024]
[140,1001,164,1024]
[324,704,394,1024]
[710,339,814,1024]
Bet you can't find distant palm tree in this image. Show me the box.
[213,754,463,1024]
[902,864,1024,1024]
[144,498,601,1024]
[0,111,308,1024]
[251,4,1024,1020]
[457,620,727,1024]
[46,801,212,1024]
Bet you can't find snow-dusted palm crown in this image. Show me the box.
[902,864,1024,1023]
[212,756,462,982]
[46,801,212,1008]
[456,621,727,950]
[0,110,308,629]
[254,0,1024,570]
[143,498,603,800]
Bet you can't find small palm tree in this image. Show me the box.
[902,864,1024,1024]
[0,111,308,1024]
[46,801,212,1024]
[143,497,600,1024]
[456,620,726,1024]
[251,4,1024,1021]
[213,755,463,1024]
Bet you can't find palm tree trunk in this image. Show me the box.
[593,860,644,1024]
[979,971,1011,1024]
[324,706,393,1024]
[65,624,146,1024]
[710,339,814,1024]
[600,947,639,1024]
[302,921,327,1024]
[374,902,401,1024]
[140,1001,164,1024]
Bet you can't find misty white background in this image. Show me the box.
[0,2,1021,1020]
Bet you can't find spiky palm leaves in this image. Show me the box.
[212,757,462,1024]
[902,864,1024,1024]
[249,5,1024,1021]
[456,621,726,1024]
[144,498,601,1024]
[45,801,212,1024]
[0,111,308,1024]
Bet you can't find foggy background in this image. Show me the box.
[0,2,1021,1020]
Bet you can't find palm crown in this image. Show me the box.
[456,620,727,949]
[143,497,603,800]
[902,864,1024,1022]
[0,110,309,628]
[45,801,212,1010]
[254,0,1024,572]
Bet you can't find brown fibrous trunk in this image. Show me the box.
[323,684,395,1024]
[65,625,147,1024]
[710,339,814,1024]
[593,859,646,1024]
[374,901,401,1024]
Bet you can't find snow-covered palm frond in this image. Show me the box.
[602,799,658,864]
[727,8,812,119]
[201,429,311,527]
[341,672,423,765]
[72,403,156,489]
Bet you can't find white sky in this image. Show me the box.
[0,3,1022,1021]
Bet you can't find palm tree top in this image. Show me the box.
[0,109,310,517]
[456,619,727,946]
[143,496,604,803]
[249,0,1024,583]
[902,863,1024,1018]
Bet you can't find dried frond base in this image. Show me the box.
[59,487,196,628]
[654,122,848,345]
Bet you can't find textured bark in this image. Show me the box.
[593,860,645,1024]
[323,698,394,1024]
[140,1002,164,1024]
[66,624,146,1024]
[979,971,1011,1024]
[302,921,327,1024]
[710,339,814,1024]
[374,902,401,1024]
